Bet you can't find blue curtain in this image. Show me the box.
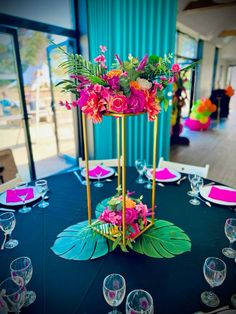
[86,0,177,164]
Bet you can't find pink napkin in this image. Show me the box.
[88,165,110,177]
[152,168,176,180]
[6,188,34,203]
[208,186,236,203]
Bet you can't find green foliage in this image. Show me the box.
[132,219,191,258]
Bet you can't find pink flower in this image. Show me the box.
[93,84,102,93]
[160,76,167,81]
[127,88,146,114]
[171,63,180,73]
[114,54,123,66]
[137,54,148,71]
[168,77,175,83]
[107,76,120,90]
[99,45,107,53]
[59,100,64,106]
[125,208,138,224]
[144,90,161,121]
[94,54,106,63]
[65,101,71,110]
[153,82,163,91]
[99,208,121,225]
[108,94,128,113]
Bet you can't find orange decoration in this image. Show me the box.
[130,81,140,89]
[225,85,235,97]
[106,69,123,78]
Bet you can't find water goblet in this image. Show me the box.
[189,177,203,205]
[201,257,227,307]
[15,183,32,214]
[126,289,154,314]
[103,273,126,314]
[222,218,236,258]
[135,159,146,184]
[10,256,36,307]
[144,165,153,190]
[0,212,18,250]
[35,180,49,208]
[0,277,26,313]
[187,174,200,196]
[94,172,104,188]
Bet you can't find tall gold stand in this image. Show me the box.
[82,112,158,246]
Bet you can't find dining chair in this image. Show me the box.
[0,173,22,193]
[0,149,18,183]
[78,157,123,168]
[158,157,210,178]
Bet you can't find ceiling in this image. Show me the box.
[177,0,236,47]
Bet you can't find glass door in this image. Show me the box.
[0,27,34,182]
[47,37,76,160]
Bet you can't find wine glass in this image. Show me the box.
[0,277,26,313]
[144,165,153,190]
[187,174,200,196]
[201,257,227,307]
[35,180,49,208]
[189,177,203,205]
[0,212,18,250]
[94,172,104,188]
[222,218,236,258]
[126,289,154,314]
[10,256,36,307]
[135,159,146,184]
[103,273,126,314]
[15,183,32,214]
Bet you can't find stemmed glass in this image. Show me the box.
[103,273,126,314]
[144,165,153,190]
[222,218,236,258]
[126,289,154,314]
[189,177,203,205]
[35,180,49,208]
[135,160,146,184]
[0,213,18,250]
[0,277,26,313]
[10,257,36,307]
[94,172,104,188]
[201,257,227,307]
[15,183,32,214]
[187,174,200,196]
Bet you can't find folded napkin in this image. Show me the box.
[88,165,110,177]
[208,186,236,203]
[152,168,176,180]
[6,188,34,203]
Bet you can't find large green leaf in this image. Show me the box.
[51,220,112,260]
[131,219,191,258]
[95,197,112,218]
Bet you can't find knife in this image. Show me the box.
[0,208,15,212]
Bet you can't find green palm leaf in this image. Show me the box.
[132,219,191,258]
[51,220,112,260]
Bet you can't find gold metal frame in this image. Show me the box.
[82,112,158,246]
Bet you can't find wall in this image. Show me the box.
[199,41,215,98]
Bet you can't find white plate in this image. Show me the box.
[81,165,115,180]
[218,310,236,314]
[146,168,181,183]
[0,186,41,207]
[200,185,236,206]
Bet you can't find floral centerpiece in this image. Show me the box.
[57,45,195,123]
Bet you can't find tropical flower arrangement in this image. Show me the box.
[58,45,196,123]
[97,192,151,244]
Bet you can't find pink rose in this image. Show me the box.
[127,88,146,114]
[125,208,138,224]
[128,223,140,238]
[171,63,180,73]
[108,94,128,113]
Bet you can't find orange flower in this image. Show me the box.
[106,69,123,79]
[225,85,234,97]
[125,197,136,208]
[130,81,140,89]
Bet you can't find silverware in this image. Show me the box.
[194,305,229,314]
[195,195,212,207]
[73,171,86,185]
[176,176,187,185]
[32,200,42,208]
[157,182,165,187]
[204,182,215,186]
[0,208,15,213]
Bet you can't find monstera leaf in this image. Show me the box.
[95,197,112,218]
[131,219,191,258]
[51,220,112,260]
